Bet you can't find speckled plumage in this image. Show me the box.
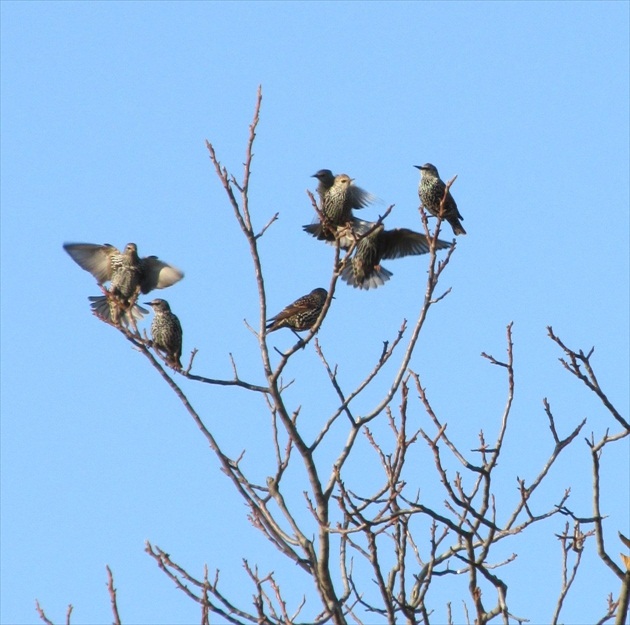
[266,288,328,333]
[312,170,376,226]
[306,170,377,246]
[146,298,183,369]
[415,163,466,236]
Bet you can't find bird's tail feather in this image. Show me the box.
[450,219,467,236]
[88,295,148,325]
[340,264,393,290]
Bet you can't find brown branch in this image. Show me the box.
[311,319,408,453]
[106,566,122,625]
[551,522,593,624]
[547,327,629,431]
[587,435,625,581]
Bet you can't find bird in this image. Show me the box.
[340,224,451,290]
[305,170,378,246]
[145,298,183,369]
[266,288,328,335]
[415,163,466,236]
[313,171,377,224]
[320,173,377,225]
[63,242,184,325]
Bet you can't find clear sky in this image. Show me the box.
[1,2,628,624]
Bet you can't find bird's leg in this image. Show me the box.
[126,286,142,335]
[272,345,291,358]
[345,220,359,246]
[168,358,182,371]
[290,329,307,350]
[151,344,168,364]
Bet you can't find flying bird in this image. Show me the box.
[63,242,184,325]
[415,163,466,236]
[340,224,451,290]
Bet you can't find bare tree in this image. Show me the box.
[39,88,629,625]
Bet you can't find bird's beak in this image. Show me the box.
[414,165,422,170]
[144,302,153,306]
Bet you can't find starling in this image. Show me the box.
[63,242,184,325]
[340,224,451,290]
[415,163,466,236]
[317,172,377,226]
[146,298,183,369]
[305,170,377,247]
[266,288,328,334]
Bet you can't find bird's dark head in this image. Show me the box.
[311,287,329,301]
[312,169,335,183]
[124,242,139,257]
[145,298,170,312]
[415,163,439,177]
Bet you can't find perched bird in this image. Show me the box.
[146,298,183,369]
[340,224,451,290]
[415,163,466,236]
[317,172,377,226]
[321,173,376,225]
[266,288,328,335]
[63,242,184,325]
[305,170,378,246]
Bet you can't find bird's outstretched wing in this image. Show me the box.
[379,229,450,260]
[139,256,184,293]
[346,184,379,210]
[63,243,118,283]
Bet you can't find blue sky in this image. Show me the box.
[1,2,628,624]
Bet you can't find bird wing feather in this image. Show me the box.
[139,257,184,293]
[63,243,118,283]
[347,185,378,210]
[379,229,451,259]
[268,296,313,324]
[378,229,431,259]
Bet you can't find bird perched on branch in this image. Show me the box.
[63,242,184,325]
[305,170,378,246]
[146,298,183,369]
[415,163,466,236]
[266,288,328,336]
[340,224,451,290]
